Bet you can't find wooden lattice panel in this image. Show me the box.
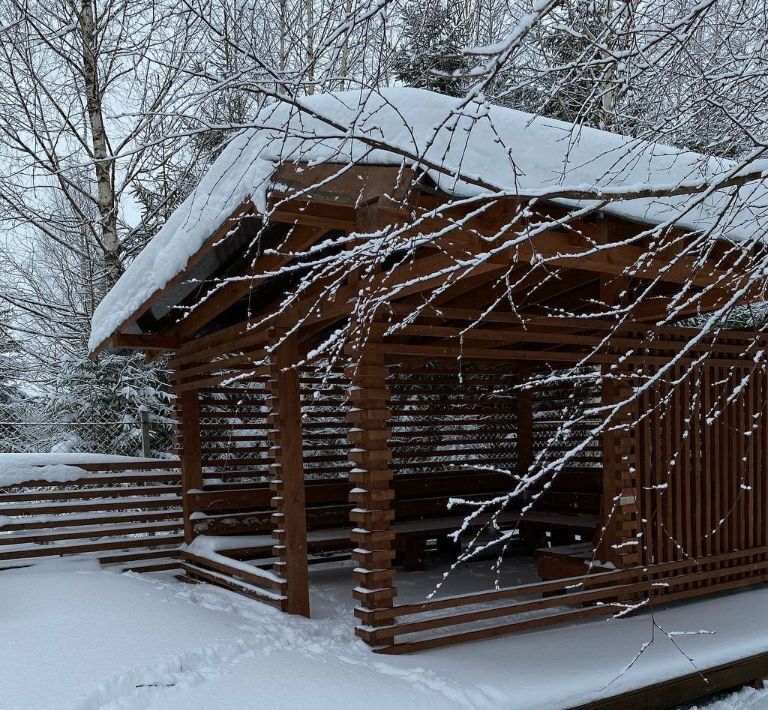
[387,368,519,476]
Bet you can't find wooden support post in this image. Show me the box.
[139,408,151,457]
[267,329,310,617]
[346,344,397,644]
[178,389,203,544]
[516,367,533,479]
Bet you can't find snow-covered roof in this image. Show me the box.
[89,87,768,352]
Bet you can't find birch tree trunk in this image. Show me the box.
[305,0,315,94]
[77,0,121,288]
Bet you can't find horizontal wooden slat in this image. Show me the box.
[0,485,180,503]
[0,459,184,570]
[0,533,184,560]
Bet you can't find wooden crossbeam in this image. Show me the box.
[374,191,756,291]
[111,333,181,351]
[387,303,768,343]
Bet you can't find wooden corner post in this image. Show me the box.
[346,337,397,646]
[267,328,310,617]
[178,388,203,544]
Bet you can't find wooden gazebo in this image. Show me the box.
[91,91,768,653]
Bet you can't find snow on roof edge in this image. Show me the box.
[89,87,768,353]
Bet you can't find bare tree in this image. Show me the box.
[0,0,197,297]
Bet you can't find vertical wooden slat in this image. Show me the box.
[639,367,654,566]
[713,366,723,557]
[672,367,683,561]
[757,366,768,545]
[689,368,701,590]
[638,371,649,565]
[703,365,713,559]
[741,372,757,547]
[760,367,765,550]
[681,370,693,567]
[599,372,618,564]
[723,367,733,577]
[653,368,665,567]
[733,364,743,580]
[663,373,674,562]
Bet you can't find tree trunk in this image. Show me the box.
[305,0,315,94]
[78,0,121,289]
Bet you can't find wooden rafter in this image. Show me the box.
[91,200,255,354]
[172,224,329,340]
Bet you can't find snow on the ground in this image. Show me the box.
[695,685,768,710]
[3,557,768,710]
[0,453,171,487]
[89,87,768,352]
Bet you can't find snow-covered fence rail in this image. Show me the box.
[0,456,182,573]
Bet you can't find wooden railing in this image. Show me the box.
[356,546,768,653]
[0,458,182,572]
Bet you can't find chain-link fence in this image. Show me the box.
[0,410,175,457]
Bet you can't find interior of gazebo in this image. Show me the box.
[99,164,768,653]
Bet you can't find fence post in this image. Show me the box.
[139,408,151,457]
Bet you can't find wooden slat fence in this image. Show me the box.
[633,360,768,573]
[388,368,519,475]
[359,546,768,653]
[0,459,182,572]
[532,372,602,469]
[355,349,768,653]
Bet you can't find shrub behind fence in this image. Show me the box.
[0,411,174,457]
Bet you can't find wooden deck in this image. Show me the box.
[578,650,768,709]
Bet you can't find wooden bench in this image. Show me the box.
[536,542,613,580]
[188,468,602,572]
[392,510,599,570]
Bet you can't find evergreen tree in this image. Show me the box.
[507,0,629,129]
[0,314,25,451]
[41,351,175,456]
[393,0,471,96]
